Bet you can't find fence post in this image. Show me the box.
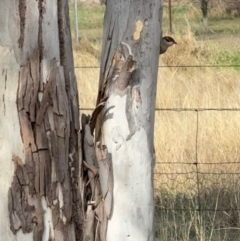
[168,0,172,33]
[74,0,79,44]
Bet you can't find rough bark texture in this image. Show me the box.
[0,0,83,240]
[92,0,163,240]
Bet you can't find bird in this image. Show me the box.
[160,36,177,55]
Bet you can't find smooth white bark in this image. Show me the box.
[102,86,154,241]
[0,48,31,241]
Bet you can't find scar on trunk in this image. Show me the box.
[133,20,143,41]
[112,42,136,92]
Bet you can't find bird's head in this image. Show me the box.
[162,36,177,46]
[160,36,177,55]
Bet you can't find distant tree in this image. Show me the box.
[201,0,209,20]
[200,0,213,32]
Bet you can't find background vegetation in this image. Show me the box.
[69,1,240,240]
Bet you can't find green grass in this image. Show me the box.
[162,3,240,38]
[68,3,240,37]
[69,3,104,43]
[162,4,240,66]
[69,3,240,67]
[155,187,240,241]
[213,50,240,66]
[69,3,104,30]
[207,18,240,34]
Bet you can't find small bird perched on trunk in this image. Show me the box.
[160,36,177,55]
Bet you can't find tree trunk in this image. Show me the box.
[0,0,83,240]
[201,0,209,29]
[93,0,163,240]
[201,0,209,19]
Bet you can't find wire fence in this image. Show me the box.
[74,65,240,69]
[75,63,240,240]
[72,1,240,239]
[154,109,240,241]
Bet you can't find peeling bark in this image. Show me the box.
[9,58,81,240]
[1,0,83,240]
[81,113,116,241]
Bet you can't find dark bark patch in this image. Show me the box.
[3,94,5,116]
[29,51,40,122]
[38,0,44,61]
[57,0,65,67]
[18,0,26,48]
[10,56,82,239]
[19,110,37,152]
[4,68,7,89]
[17,64,29,111]
[23,69,33,113]
[8,156,35,234]
[36,122,48,150]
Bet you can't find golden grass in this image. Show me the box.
[153,29,240,192]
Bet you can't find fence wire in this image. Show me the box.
[74,65,240,69]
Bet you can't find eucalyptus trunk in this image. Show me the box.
[0,0,83,240]
[93,0,163,240]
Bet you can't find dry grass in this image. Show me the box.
[74,29,240,191]
[154,28,240,194]
[74,32,240,196]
